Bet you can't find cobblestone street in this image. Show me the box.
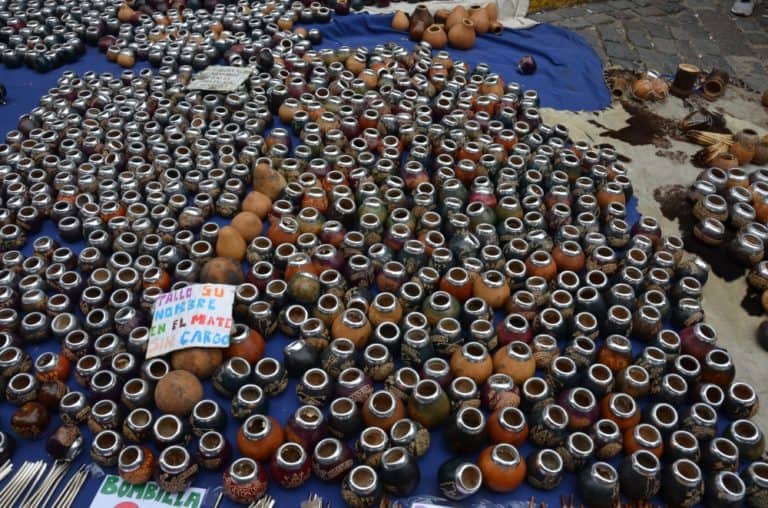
[530,0,768,91]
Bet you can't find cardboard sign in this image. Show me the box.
[147,283,235,358]
[188,66,252,92]
[91,475,206,508]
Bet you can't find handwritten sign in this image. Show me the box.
[188,65,252,93]
[147,283,236,358]
[91,474,206,508]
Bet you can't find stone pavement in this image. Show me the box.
[529,0,768,91]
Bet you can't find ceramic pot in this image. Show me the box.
[223,458,268,505]
[725,381,760,420]
[269,442,311,489]
[488,406,528,446]
[407,379,450,428]
[481,373,521,411]
[681,402,718,442]
[391,10,409,31]
[341,465,382,508]
[253,357,288,396]
[448,19,476,50]
[741,461,768,508]
[285,405,327,451]
[578,462,620,508]
[731,128,759,165]
[662,459,704,508]
[468,5,490,33]
[312,437,354,482]
[236,414,283,462]
[156,445,197,493]
[438,458,483,500]
[450,342,493,385]
[526,448,564,490]
[557,431,594,473]
[118,445,155,485]
[390,418,431,458]
[702,437,740,473]
[11,401,50,438]
[600,392,640,432]
[590,419,624,460]
[445,5,469,29]
[667,430,702,463]
[380,446,420,496]
[194,431,232,472]
[705,471,747,508]
[444,406,487,453]
[619,449,662,501]
[362,390,406,431]
[328,397,363,439]
[724,419,765,462]
[479,443,526,492]
[354,427,389,467]
[493,341,535,385]
[422,24,447,49]
[559,387,598,431]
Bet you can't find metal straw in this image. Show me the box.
[50,464,89,508]
[248,495,275,508]
[22,461,70,508]
[0,460,45,507]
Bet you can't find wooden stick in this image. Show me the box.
[529,496,535,508]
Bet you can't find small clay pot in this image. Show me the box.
[391,10,409,31]
[154,370,204,417]
[242,191,272,219]
[469,5,490,33]
[731,128,759,165]
[216,226,247,261]
[201,257,244,285]
[446,5,468,29]
[231,212,264,242]
[171,349,223,379]
[422,25,447,49]
[711,153,739,171]
[448,19,476,50]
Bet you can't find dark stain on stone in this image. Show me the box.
[653,184,745,282]
[654,149,689,164]
[597,101,677,149]
[741,290,765,317]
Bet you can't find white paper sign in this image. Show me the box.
[147,283,236,358]
[188,65,252,92]
[91,474,206,508]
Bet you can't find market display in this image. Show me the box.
[0,0,766,507]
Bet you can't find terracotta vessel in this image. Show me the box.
[469,5,490,33]
[434,9,451,24]
[422,25,447,49]
[731,128,759,165]
[711,153,739,171]
[448,19,477,50]
[446,6,468,29]
[486,2,499,22]
[391,10,409,31]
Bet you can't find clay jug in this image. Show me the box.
[448,18,477,50]
[410,19,428,42]
[731,128,759,165]
[391,10,409,31]
[445,5,468,30]
[422,24,447,49]
[252,161,287,201]
[469,5,490,34]
[434,9,451,24]
[410,4,434,28]
[485,1,499,23]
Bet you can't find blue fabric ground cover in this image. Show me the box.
[0,13,632,508]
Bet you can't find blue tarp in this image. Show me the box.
[0,13,655,508]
